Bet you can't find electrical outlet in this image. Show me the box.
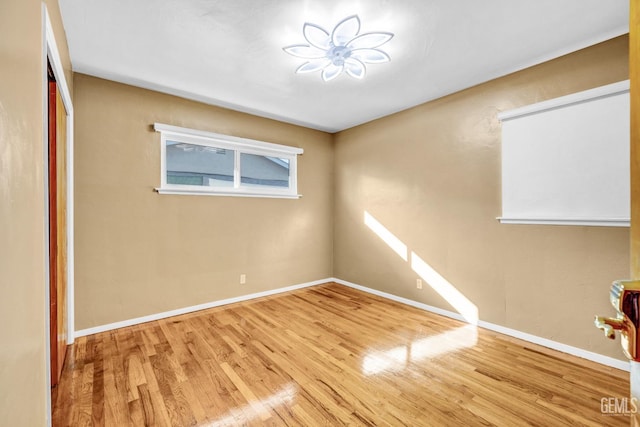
[417,279,423,289]
[240,274,246,284]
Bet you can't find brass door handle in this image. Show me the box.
[594,316,624,340]
[594,280,640,361]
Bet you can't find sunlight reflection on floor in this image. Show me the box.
[362,325,478,375]
[207,384,297,426]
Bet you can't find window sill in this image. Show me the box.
[497,216,630,227]
[155,187,302,199]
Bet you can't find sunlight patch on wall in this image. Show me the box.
[363,210,479,325]
[411,252,479,325]
[364,211,408,261]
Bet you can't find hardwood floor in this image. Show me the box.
[53,283,630,426]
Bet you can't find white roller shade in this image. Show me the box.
[498,80,629,227]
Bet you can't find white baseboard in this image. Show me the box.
[74,276,630,372]
[74,278,332,337]
[331,277,630,372]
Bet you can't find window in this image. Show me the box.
[154,123,303,198]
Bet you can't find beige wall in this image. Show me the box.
[45,0,72,92]
[75,36,631,361]
[0,3,630,422]
[73,74,334,330]
[0,0,72,424]
[334,36,630,360]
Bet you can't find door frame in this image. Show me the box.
[42,4,74,425]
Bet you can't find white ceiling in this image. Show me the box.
[58,0,629,133]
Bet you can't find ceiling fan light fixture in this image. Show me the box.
[283,15,393,82]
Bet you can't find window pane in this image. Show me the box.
[240,154,290,189]
[166,141,234,187]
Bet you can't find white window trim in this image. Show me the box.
[154,123,303,198]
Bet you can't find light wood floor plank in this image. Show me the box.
[53,282,630,426]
